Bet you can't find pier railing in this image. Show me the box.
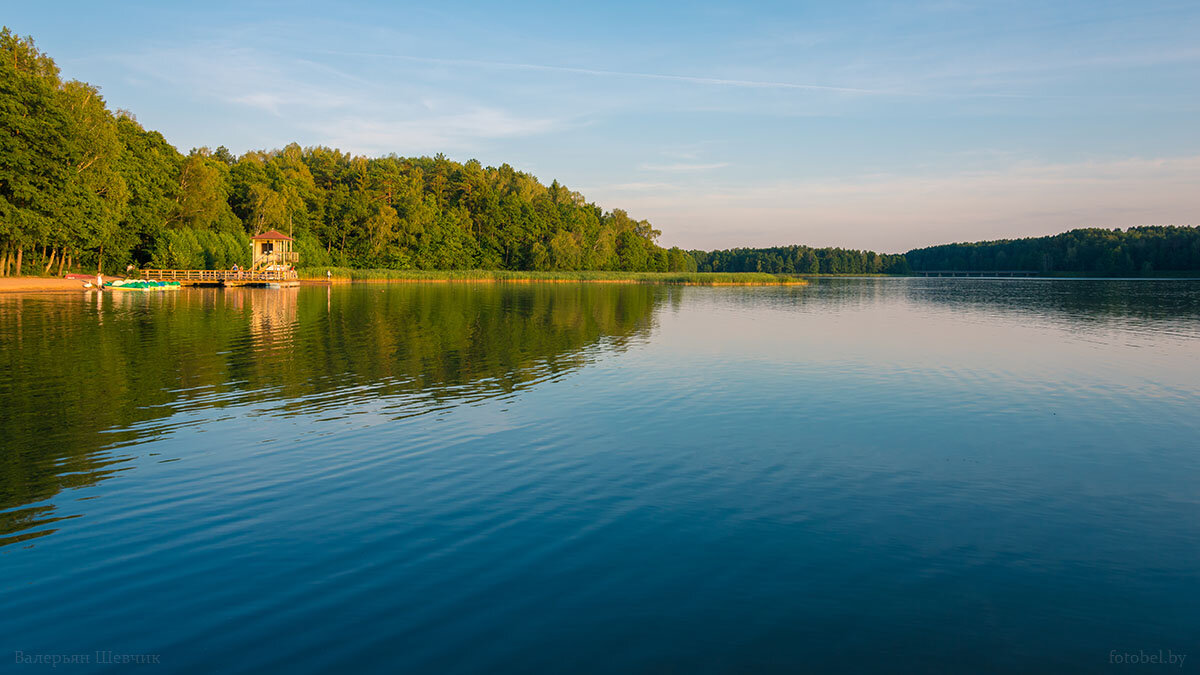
[252,252,300,270]
[141,269,299,282]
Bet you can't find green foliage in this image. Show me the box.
[0,28,677,276]
[0,28,130,273]
[0,29,70,255]
[172,150,241,234]
[114,115,182,266]
[905,227,1200,275]
[293,234,332,269]
[690,245,909,275]
[150,228,247,270]
[6,28,1195,280]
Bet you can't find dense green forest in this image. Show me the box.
[0,28,691,276]
[690,245,911,275]
[709,227,1200,277]
[3,28,1196,279]
[905,227,1200,275]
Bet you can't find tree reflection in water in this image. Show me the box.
[0,283,663,546]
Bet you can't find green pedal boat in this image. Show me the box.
[105,279,183,291]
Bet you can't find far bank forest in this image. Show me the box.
[2,28,1199,278]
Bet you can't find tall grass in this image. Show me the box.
[297,268,809,285]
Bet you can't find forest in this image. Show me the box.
[690,245,911,275]
[3,28,1198,279]
[0,28,690,276]
[905,227,1200,275]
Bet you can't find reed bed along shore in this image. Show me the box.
[297,268,810,286]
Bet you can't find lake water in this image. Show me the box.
[2,279,1198,673]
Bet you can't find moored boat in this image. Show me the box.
[105,279,182,291]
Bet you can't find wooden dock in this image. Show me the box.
[141,269,300,287]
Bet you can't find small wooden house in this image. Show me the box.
[251,230,299,270]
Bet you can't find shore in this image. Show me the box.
[0,277,92,293]
[297,268,811,286]
[0,272,809,292]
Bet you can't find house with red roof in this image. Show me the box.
[251,230,298,271]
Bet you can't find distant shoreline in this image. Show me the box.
[299,269,811,286]
[298,269,1200,283]
[0,272,810,291]
[6,271,1200,294]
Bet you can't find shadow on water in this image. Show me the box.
[760,277,1200,337]
[898,278,1200,331]
[0,283,663,546]
[1,278,1198,672]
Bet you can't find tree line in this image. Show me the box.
[0,28,688,276]
[905,226,1200,275]
[689,245,911,275]
[3,28,1197,279]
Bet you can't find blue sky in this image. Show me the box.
[8,1,1200,251]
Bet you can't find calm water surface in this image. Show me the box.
[2,279,1198,673]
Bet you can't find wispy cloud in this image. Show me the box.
[230,91,350,115]
[320,50,901,95]
[581,181,684,193]
[115,45,361,116]
[598,155,1200,251]
[638,162,729,172]
[112,41,565,154]
[311,108,562,155]
[84,6,1200,251]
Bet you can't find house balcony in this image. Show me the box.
[253,251,300,270]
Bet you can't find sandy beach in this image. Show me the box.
[0,277,92,293]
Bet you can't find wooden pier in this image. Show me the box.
[137,230,307,287]
[141,268,300,287]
